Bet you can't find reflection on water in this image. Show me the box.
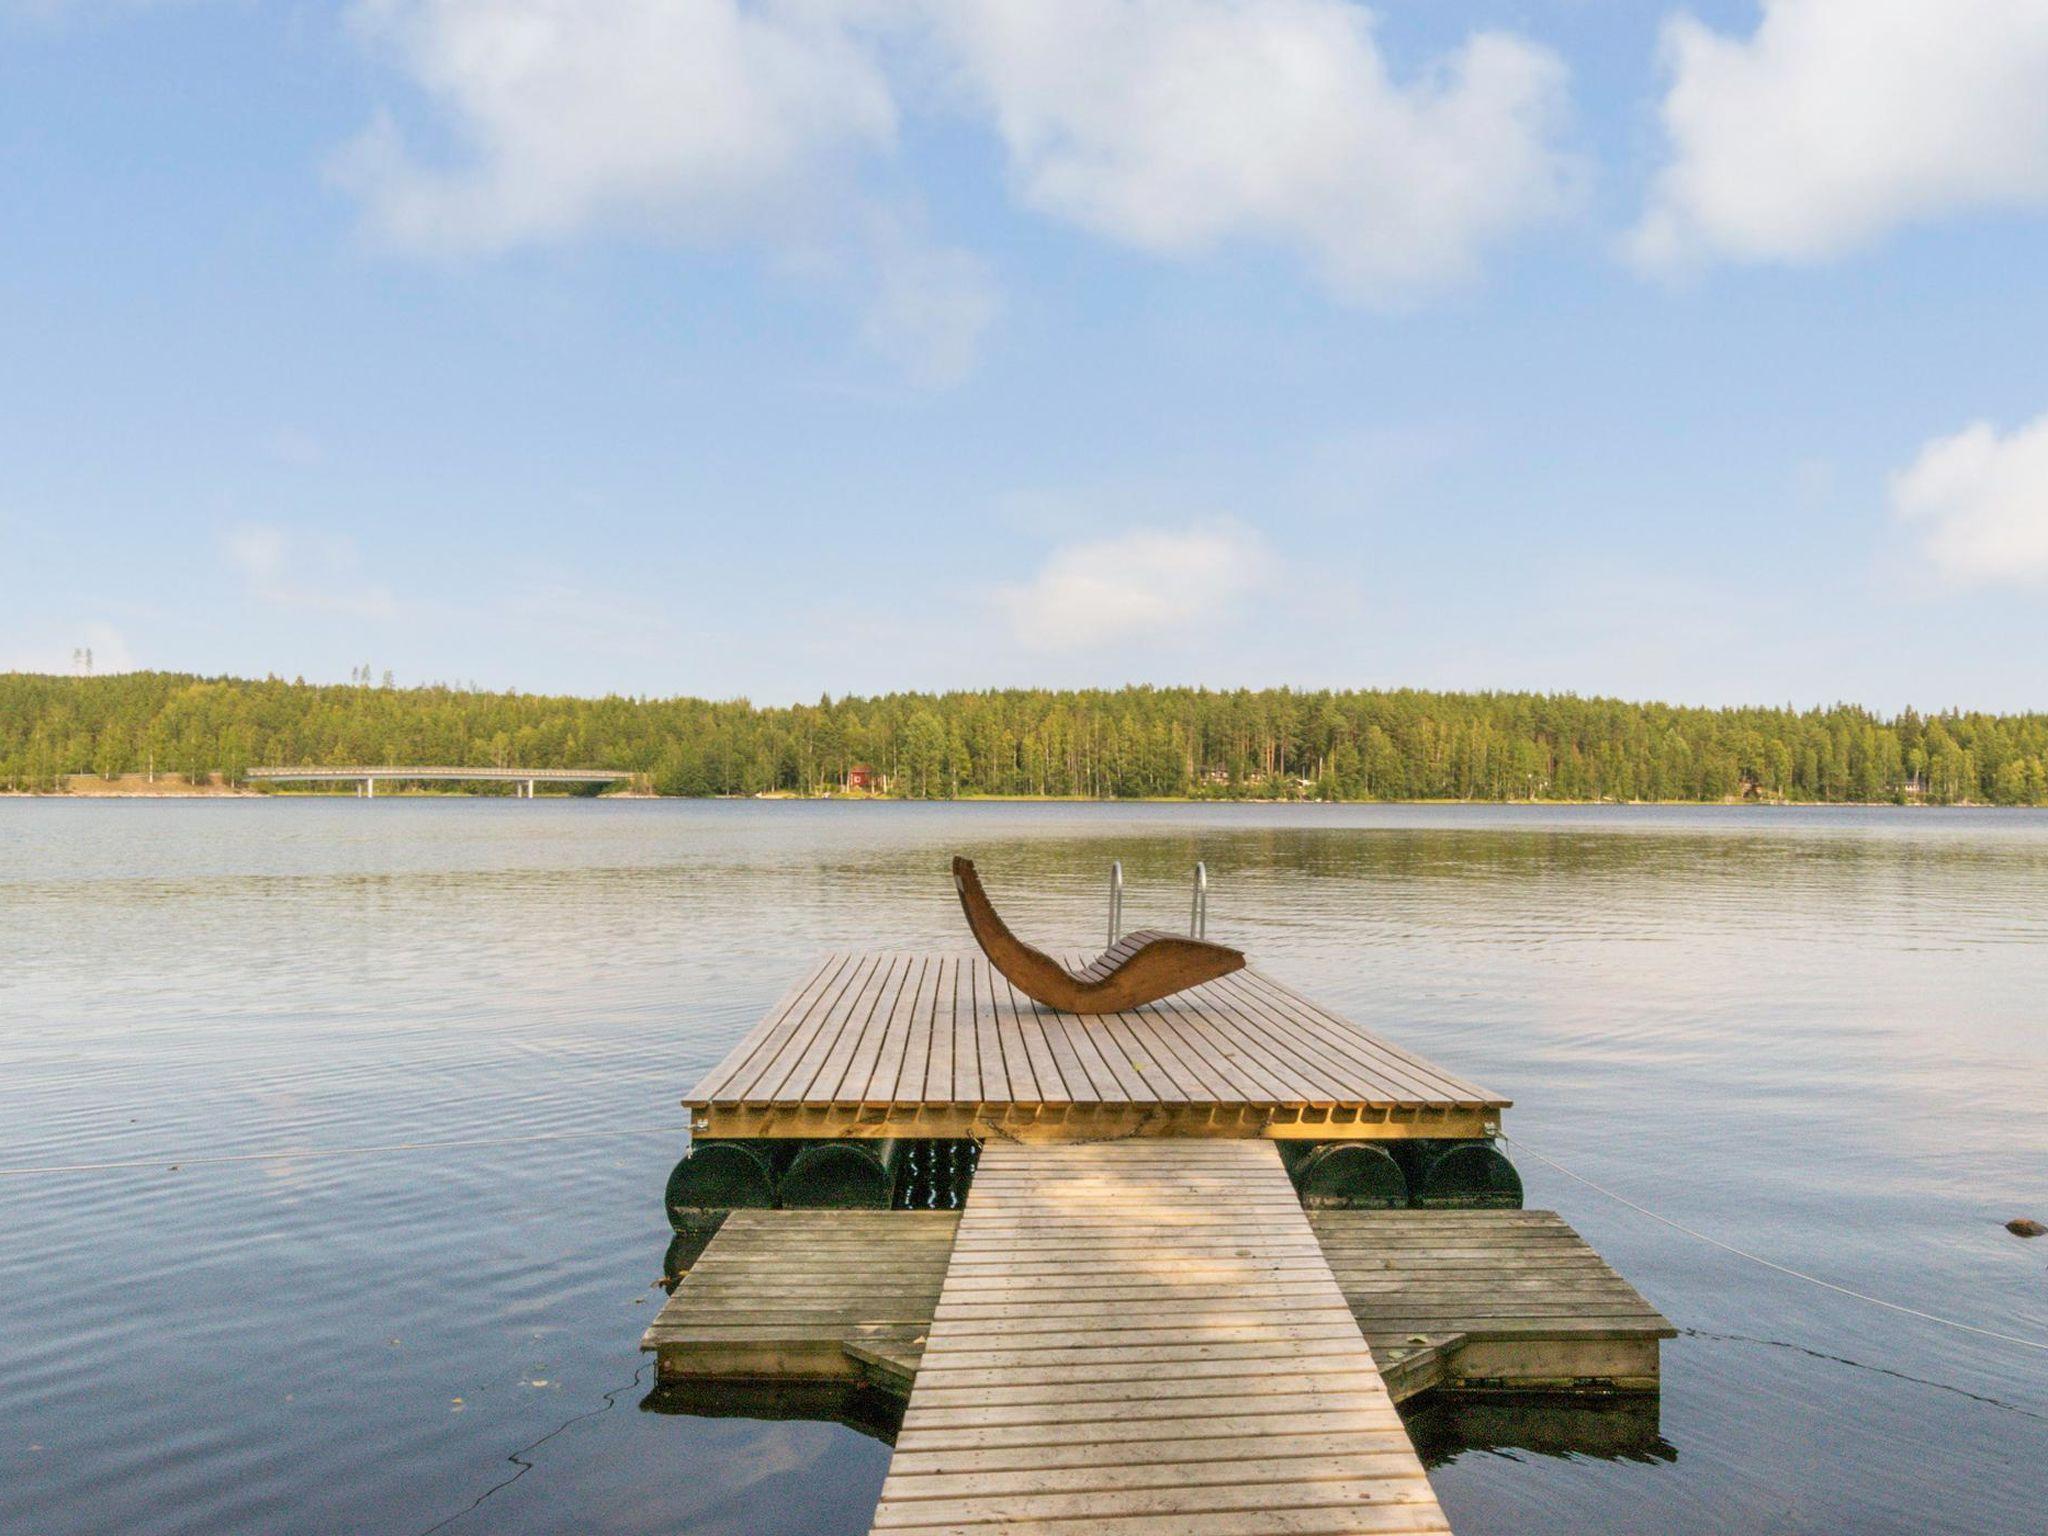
[641,1381,902,1447]
[1405,1393,1676,1468]
[3,800,2046,1535]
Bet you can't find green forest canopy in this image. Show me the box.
[4,670,2046,803]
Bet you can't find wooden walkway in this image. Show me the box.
[688,953,1508,1142]
[867,1140,1451,1535]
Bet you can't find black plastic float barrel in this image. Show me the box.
[1285,1142,1409,1209]
[778,1139,903,1208]
[664,1140,779,1229]
[1402,1139,1523,1208]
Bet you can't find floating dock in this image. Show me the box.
[686,952,1510,1142]
[644,1196,1672,1405]
[654,949,1673,1535]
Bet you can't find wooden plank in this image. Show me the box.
[878,1512,1450,1536]
[923,955,957,1104]
[876,1451,1432,1500]
[815,953,913,1104]
[952,952,983,1104]
[967,961,1016,1105]
[887,952,941,1107]
[986,962,1033,1104]
[785,949,893,1102]
[868,1140,1446,1536]
[690,953,849,1103]
[692,1103,1501,1140]
[885,1430,1432,1477]
[830,954,916,1105]
[736,952,877,1104]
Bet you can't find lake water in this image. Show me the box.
[3,800,2045,1535]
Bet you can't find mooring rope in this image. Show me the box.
[0,1128,670,1178]
[1501,1133,2048,1354]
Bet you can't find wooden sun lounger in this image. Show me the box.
[951,856,1245,1014]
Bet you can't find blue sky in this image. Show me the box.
[5,0,2048,710]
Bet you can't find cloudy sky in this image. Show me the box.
[4,0,2047,709]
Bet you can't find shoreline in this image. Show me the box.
[0,785,1998,808]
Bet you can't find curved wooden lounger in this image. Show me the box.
[951,856,1245,1014]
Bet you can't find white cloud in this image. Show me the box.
[1632,0,2048,268]
[925,0,1577,303]
[1891,412,2048,587]
[336,2,1577,374]
[997,522,1277,651]
[337,0,897,254]
[223,522,399,618]
[337,0,994,383]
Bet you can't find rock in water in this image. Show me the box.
[2005,1218,2046,1238]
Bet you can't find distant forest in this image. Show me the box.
[4,671,2047,803]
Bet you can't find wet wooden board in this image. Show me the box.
[642,1211,957,1385]
[687,952,1509,1141]
[867,1140,1451,1536]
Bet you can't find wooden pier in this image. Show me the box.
[654,949,1673,1534]
[872,1139,1447,1534]
[687,952,1510,1142]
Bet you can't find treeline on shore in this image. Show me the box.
[4,671,2047,804]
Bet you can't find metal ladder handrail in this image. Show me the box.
[1106,860,1210,944]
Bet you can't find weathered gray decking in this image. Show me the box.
[645,1211,956,1391]
[1311,1210,1674,1399]
[644,1205,1672,1404]
[687,952,1509,1141]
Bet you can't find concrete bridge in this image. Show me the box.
[248,766,633,798]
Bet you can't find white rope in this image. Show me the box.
[0,1129,668,1178]
[1502,1133,2048,1354]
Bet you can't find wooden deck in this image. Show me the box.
[869,1139,1450,1535]
[644,1207,1670,1407]
[1311,1211,1675,1399]
[643,1211,956,1392]
[687,952,1509,1141]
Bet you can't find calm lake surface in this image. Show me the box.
[3,800,2045,1534]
